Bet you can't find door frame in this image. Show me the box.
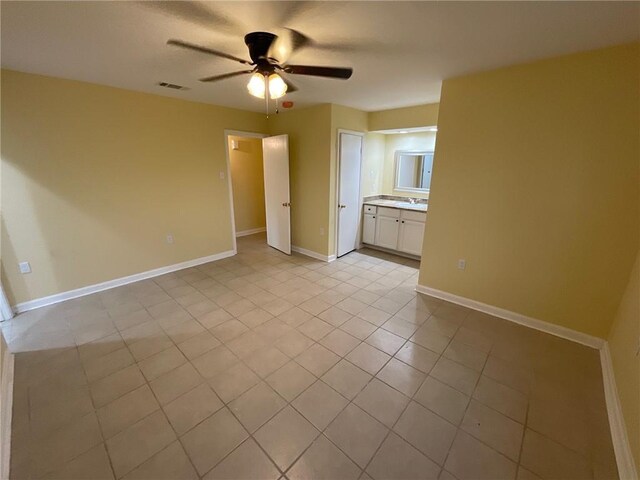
[223,129,269,254]
[334,129,365,258]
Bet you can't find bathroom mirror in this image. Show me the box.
[394,151,434,192]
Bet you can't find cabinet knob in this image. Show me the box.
[372,216,375,219]
[402,220,405,223]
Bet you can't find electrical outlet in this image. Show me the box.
[166,234,174,244]
[19,261,31,274]
[319,227,325,236]
[457,259,466,270]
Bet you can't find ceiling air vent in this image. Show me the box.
[158,82,187,90]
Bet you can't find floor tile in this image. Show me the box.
[274,329,315,357]
[410,325,452,354]
[380,317,419,339]
[325,403,389,468]
[366,432,440,480]
[288,435,361,480]
[394,341,439,373]
[318,306,353,327]
[443,339,488,372]
[229,381,287,432]
[365,328,406,355]
[278,307,313,327]
[244,346,290,378]
[292,380,349,430]
[321,359,372,399]
[266,360,316,401]
[84,347,135,383]
[460,400,524,461]
[299,297,332,316]
[376,358,426,397]
[341,317,378,340]
[394,401,457,465]
[209,362,261,403]
[320,329,361,356]
[164,383,223,435]
[254,406,319,471]
[98,384,160,439]
[346,342,391,375]
[430,357,479,395]
[226,331,269,358]
[42,443,114,480]
[210,319,249,343]
[89,364,146,408]
[482,355,532,395]
[520,428,592,480]
[444,430,516,480]
[295,343,340,376]
[122,441,198,480]
[298,317,334,341]
[149,362,203,405]
[337,297,368,315]
[177,330,221,360]
[106,410,176,478]
[353,379,409,428]
[473,375,528,424]
[30,412,103,478]
[414,376,470,425]
[138,346,186,381]
[203,438,280,480]
[191,345,239,379]
[357,306,392,327]
[180,407,248,476]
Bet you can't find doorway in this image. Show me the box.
[224,130,292,256]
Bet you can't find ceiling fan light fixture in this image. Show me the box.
[268,73,288,99]
[247,72,266,98]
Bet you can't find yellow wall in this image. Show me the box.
[608,251,640,471]
[228,135,266,234]
[1,69,268,305]
[419,43,640,338]
[362,133,386,197]
[268,104,333,256]
[368,103,439,131]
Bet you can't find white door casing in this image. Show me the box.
[262,135,291,255]
[337,132,364,257]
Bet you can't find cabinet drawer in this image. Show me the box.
[363,205,377,214]
[401,210,427,222]
[377,206,400,218]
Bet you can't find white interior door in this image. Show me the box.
[262,134,291,254]
[337,132,363,257]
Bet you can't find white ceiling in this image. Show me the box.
[2,1,638,113]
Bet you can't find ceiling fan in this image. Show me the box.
[167,30,353,101]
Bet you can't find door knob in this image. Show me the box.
[282,202,291,207]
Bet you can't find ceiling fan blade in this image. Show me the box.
[268,28,311,63]
[282,76,298,93]
[167,39,252,65]
[199,70,254,82]
[283,65,353,79]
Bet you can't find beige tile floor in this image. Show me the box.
[3,233,617,480]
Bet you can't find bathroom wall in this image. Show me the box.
[360,131,437,199]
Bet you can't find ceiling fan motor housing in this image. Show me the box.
[244,31,277,68]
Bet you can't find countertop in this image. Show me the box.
[363,199,428,212]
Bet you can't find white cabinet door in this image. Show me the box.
[362,213,376,245]
[375,215,400,250]
[398,219,425,256]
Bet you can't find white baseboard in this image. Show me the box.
[13,250,236,314]
[415,284,604,349]
[600,343,638,480]
[235,227,266,237]
[292,245,336,263]
[0,344,14,480]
